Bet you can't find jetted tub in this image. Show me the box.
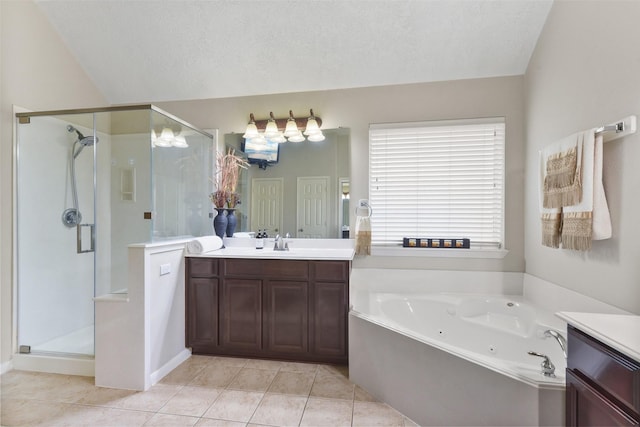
[349,288,567,426]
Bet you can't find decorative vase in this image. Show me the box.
[226,209,237,237]
[213,208,228,240]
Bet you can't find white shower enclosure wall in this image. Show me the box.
[15,105,214,359]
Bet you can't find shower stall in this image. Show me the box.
[15,105,213,365]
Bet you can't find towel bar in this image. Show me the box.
[596,115,636,143]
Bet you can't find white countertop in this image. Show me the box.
[186,238,356,261]
[557,311,640,362]
[188,246,355,261]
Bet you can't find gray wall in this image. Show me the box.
[158,76,527,272]
[524,0,640,314]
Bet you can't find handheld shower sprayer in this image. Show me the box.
[62,124,99,227]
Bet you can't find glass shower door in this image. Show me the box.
[17,113,97,357]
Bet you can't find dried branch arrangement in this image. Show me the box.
[209,149,249,208]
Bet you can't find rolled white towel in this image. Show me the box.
[186,236,223,254]
[232,232,255,238]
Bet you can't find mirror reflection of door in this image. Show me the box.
[297,176,329,238]
[250,178,283,235]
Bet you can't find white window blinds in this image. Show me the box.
[369,118,505,249]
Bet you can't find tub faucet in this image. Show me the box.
[528,351,556,377]
[273,233,289,251]
[544,329,567,359]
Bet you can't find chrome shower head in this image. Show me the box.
[67,124,98,145]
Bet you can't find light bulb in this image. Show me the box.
[304,117,320,135]
[264,119,279,138]
[243,122,259,139]
[270,132,287,143]
[287,131,305,143]
[155,127,174,147]
[172,134,188,148]
[308,131,325,142]
[284,117,299,137]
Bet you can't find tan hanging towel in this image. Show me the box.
[355,216,371,256]
[354,204,372,257]
[561,211,593,251]
[543,133,583,209]
[541,211,562,249]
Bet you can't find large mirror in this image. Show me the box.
[224,128,350,238]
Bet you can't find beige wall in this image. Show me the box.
[524,0,640,314]
[0,1,107,366]
[158,76,526,272]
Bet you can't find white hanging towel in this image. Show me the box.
[562,131,612,248]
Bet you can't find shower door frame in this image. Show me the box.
[14,110,99,359]
[13,104,215,365]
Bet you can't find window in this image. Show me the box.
[369,118,505,249]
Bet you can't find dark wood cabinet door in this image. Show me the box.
[186,278,218,349]
[310,281,347,359]
[220,278,263,351]
[567,370,639,426]
[264,280,309,354]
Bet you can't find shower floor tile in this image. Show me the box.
[1,356,417,426]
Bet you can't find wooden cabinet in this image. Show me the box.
[220,278,262,351]
[566,325,640,426]
[185,259,219,352]
[185,257,350,364]
[264,280,308,354]
[310,261,349,358]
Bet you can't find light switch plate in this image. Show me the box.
[160,263,171,276]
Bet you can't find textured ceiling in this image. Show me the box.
[35,0,553,105]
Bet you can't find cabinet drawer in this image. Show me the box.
[311,261,350,282]
[188,258,218,277]
[567,370,640,426]
[568,326,640,414]
[222,259,308,279]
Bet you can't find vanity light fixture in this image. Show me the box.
[242,109,324,144]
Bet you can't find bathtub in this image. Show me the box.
[349,275,566,426]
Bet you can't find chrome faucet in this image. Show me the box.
[273,233,289,251]
[528,351,556,377]
[544,329,567,359]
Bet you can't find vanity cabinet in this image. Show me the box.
[185,257,350,364]
[566,325,640,426]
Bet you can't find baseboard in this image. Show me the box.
[12,353,94,377]
[149,348,191,386]
[0,359,13,375]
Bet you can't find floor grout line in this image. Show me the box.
[1,358,411,427]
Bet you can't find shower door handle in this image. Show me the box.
[77,223,95,254]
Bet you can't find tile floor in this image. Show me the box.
[1,355,417,426]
